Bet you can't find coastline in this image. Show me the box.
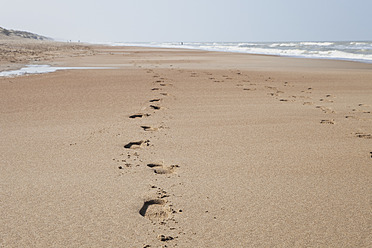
[2,41,372,77]
[100,41,372,64]
[1,42,371,247]
[0,39,94,72]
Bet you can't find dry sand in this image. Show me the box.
[0,39,94,72]
[0,43,371,247]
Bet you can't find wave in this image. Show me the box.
[96,41,372,63]
[300,42,334,46]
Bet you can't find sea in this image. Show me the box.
[106,41,372,64]
[2,41,372,77]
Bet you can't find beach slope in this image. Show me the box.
[1,45,371,247]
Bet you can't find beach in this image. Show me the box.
[1,43,371,247]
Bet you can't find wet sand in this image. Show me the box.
[1,44,371,247]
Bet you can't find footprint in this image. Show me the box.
[151,186,170,198]
[139,199,171,221]
[358,103,369,107]
[149,98,161,102]
[345,115,358,119]
[243,88,256,91]
[302,88,313,94]
[147,163,178,174]
[303,102,313,105]
[141,126,159,131]
[160,93,168,96]
[124,140,150,149]
[316,106,335,114]
[265,86,277,90]
[320,98,334,103]
[320,119,335,124]
[355,133,372,139]
[152,88,160,91]
[147,163,163,168]
[129,113,150,119]
[150,105,162,110]
[158,235,174,242]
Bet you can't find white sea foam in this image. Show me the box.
[300,42,334,46]
[105,41,372,63]
[269,43,298,47]
[0,65,117,77]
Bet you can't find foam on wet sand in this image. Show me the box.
[0,64,118,77]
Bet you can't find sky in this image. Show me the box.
[1,0,371,42]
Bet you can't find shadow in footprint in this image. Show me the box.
[124,140,149,149]
[141,126,158,131]
[320,119,335,125]
[150,105,162,110]
[147,163,178,174]
[129,113,150,119]
[139,199,170,221]
[149,99,161,102]
[158,235,174,242]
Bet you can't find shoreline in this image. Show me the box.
[1,43,371,247]
[2,46,372,77]
[0,39,94,72]
[1,42,372,77]
[96,41,372,64]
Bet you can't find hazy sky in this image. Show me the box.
[1,0,371,42]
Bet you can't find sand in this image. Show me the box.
[0,39,94,72]
[0,43,371,247]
